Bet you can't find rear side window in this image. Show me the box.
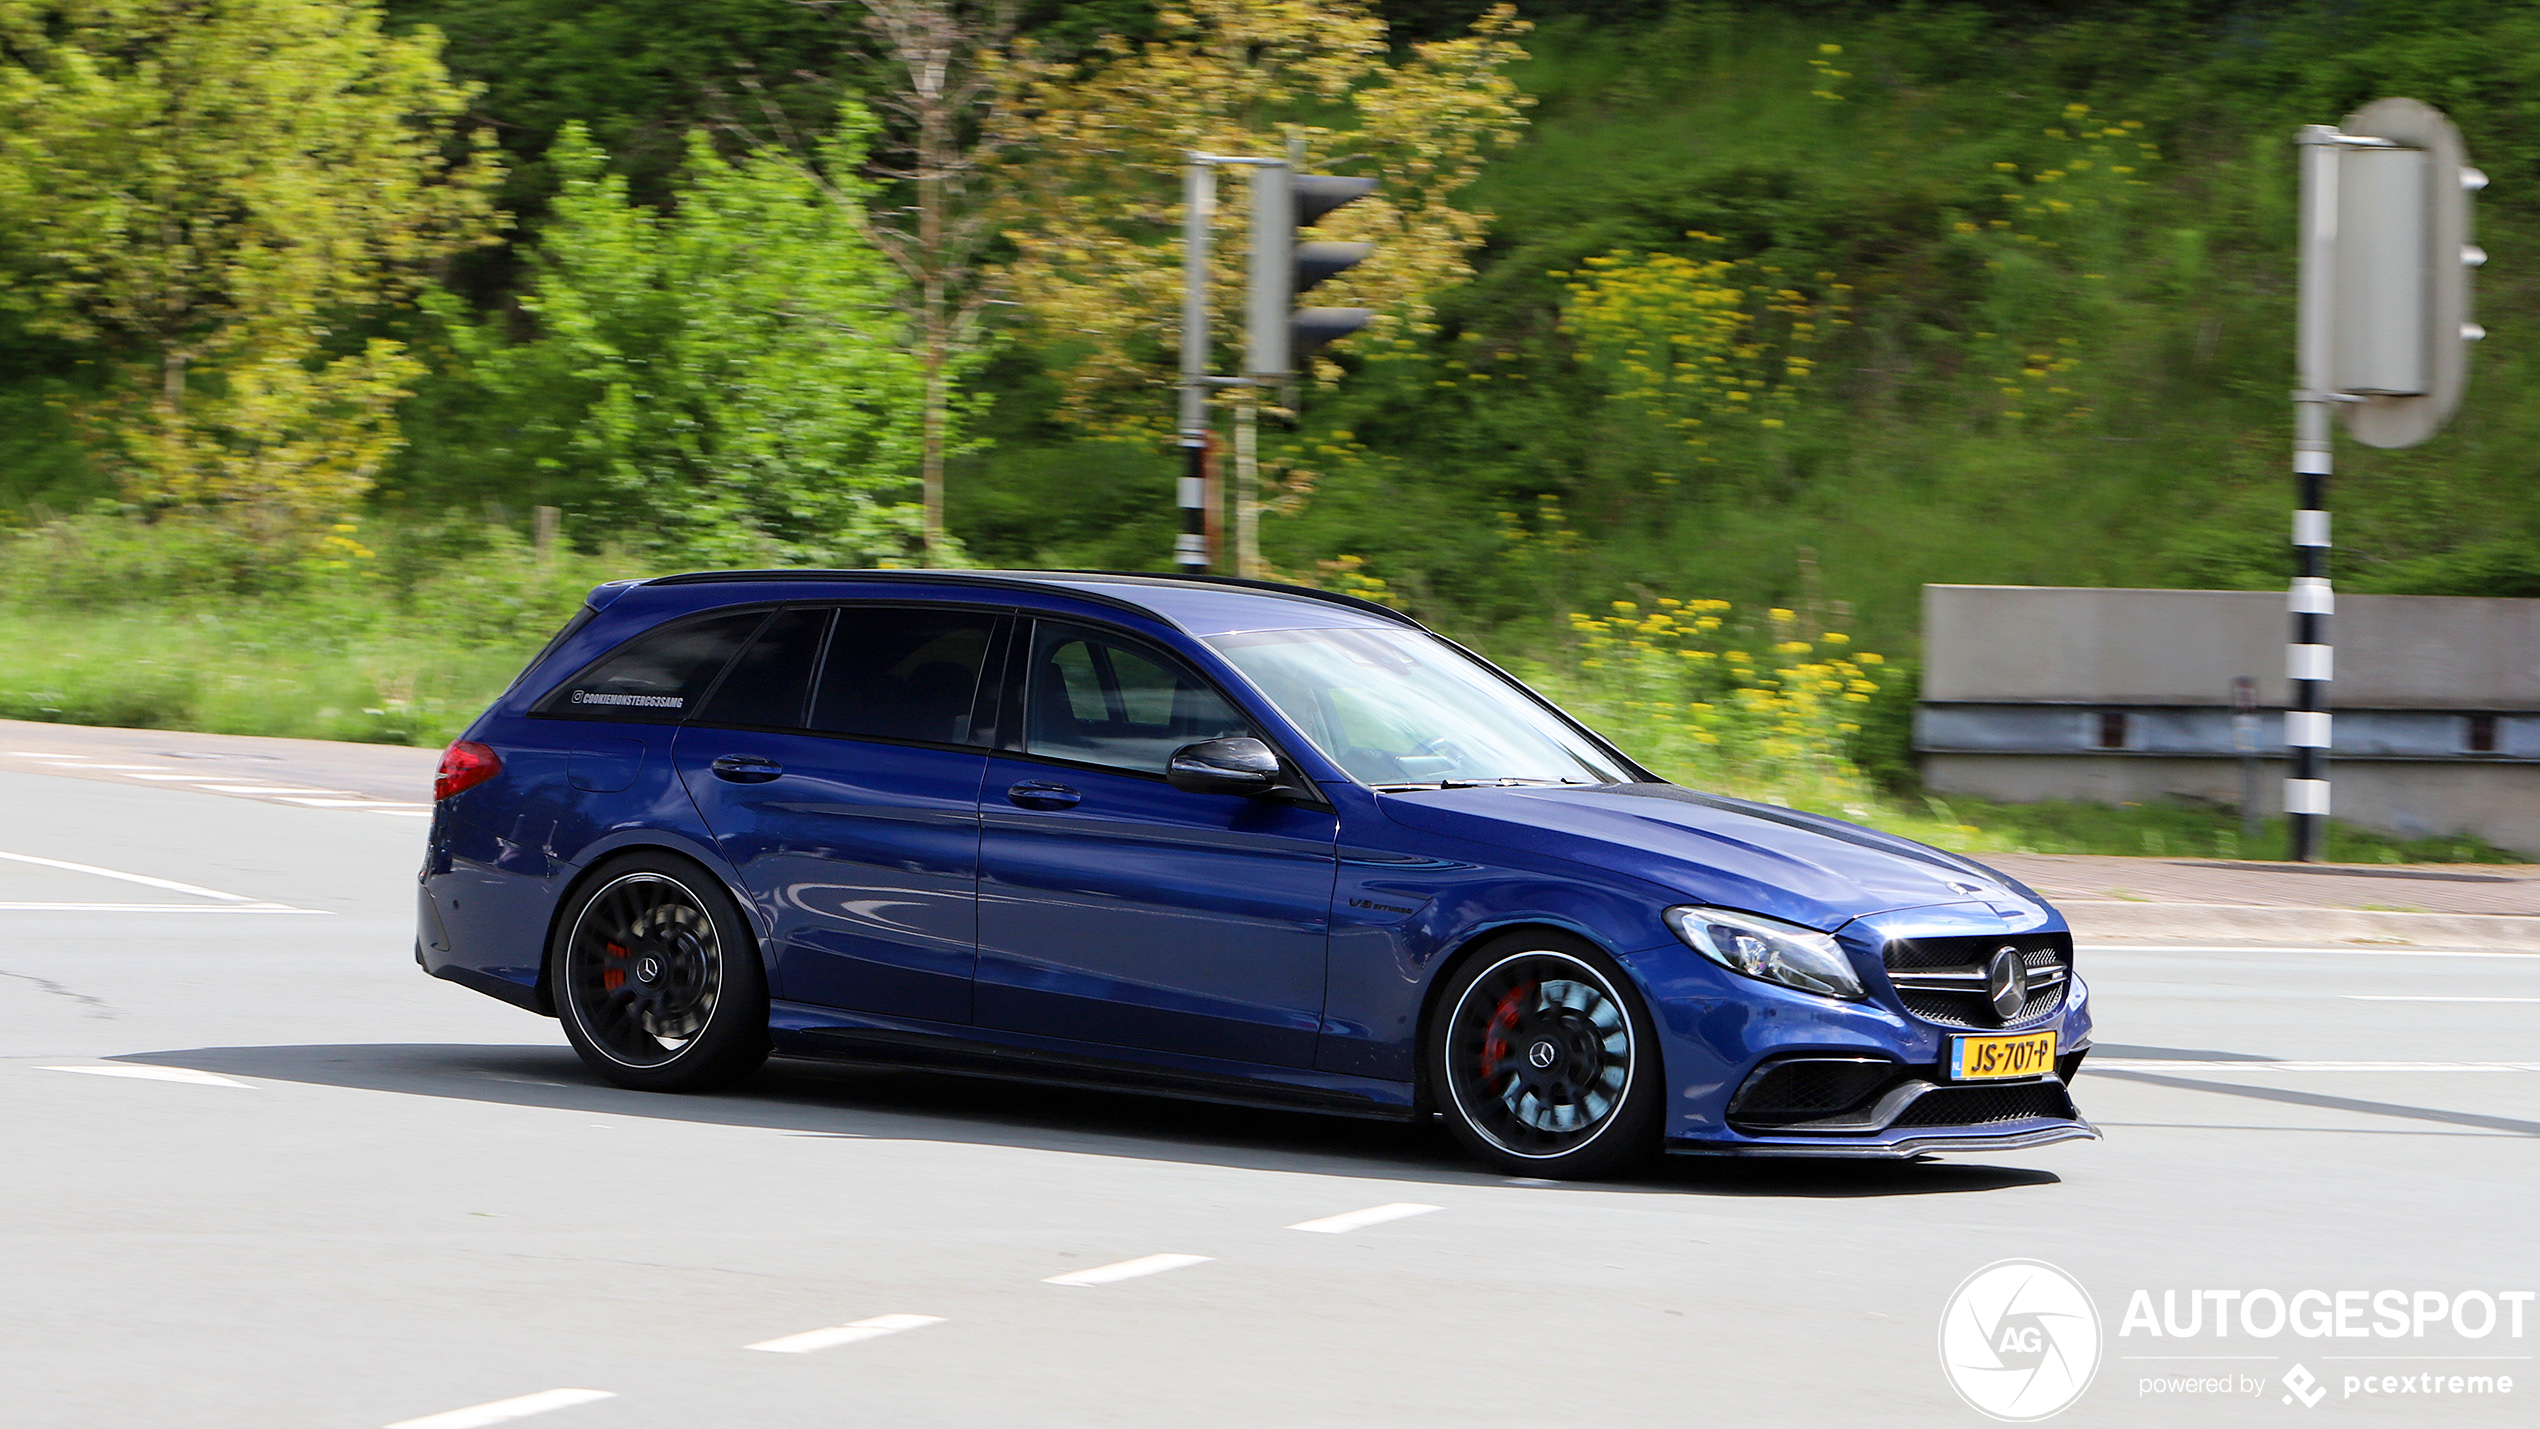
[503,606,597,696]
[809,606,997,745]
[694,607,831,730]
[536,609,768,723]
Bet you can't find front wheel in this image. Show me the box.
[551,853,769,1092]
[1427,934,1661,1178]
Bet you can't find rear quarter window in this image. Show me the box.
[534,608,769,723]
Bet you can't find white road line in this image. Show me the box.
[188,784,349,795]
[34,762,169,770]
[385,1388,615,1429]
[1288,1202,1443,1234]
[1044,1253,1212,1287]
[0,902,324,914]
[41,1064,249,1087]
[275,797,424,808]
[2345,995,2540,1003]
[125,773,251,781]
[2096,1059,2540,1073]
[370,809,434,818]
[0,849,253,902]
[2080,945,2540,959]
[746,1313,944,1353]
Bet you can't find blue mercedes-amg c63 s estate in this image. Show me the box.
[419,569,2096,1177]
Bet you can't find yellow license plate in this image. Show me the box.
[1949,1031,2058,1081]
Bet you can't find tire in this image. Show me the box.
[1425,931,1661,1179]
[550,852,770,1092]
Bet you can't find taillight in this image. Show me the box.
[436,740,502,800]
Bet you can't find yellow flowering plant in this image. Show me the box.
[1543,595,1885,813]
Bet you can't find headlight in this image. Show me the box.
[1664,906,1864,1001]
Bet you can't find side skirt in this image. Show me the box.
[770,1000,1416,1122]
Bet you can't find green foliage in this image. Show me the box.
[1160,3,2540,652]
[381,0,850,226]
[0,0,498,536]
[421,116,936,565]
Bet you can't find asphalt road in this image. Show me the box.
[4,743,2537,1428]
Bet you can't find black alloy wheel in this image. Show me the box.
[551,853,769,1092]
[1428,934,1660,1178]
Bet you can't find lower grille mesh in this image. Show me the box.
[1728,1060,1896,1128]
[1893,1082,2075,1127]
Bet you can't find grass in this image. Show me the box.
[1869,793,2524,867]
[0,607,541,746]
[0,521,2521,863]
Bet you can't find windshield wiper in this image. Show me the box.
[1370,776,1565,791]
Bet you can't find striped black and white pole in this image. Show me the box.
[2289,124,2342,862]
[2287,442,2333,861]
[1177,155,1213,575]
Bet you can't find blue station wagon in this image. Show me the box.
[419,570,2096,1177]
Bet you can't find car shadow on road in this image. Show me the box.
[118,1041,2063,1199]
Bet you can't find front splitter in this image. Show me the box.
[1665,1119,2101,1160]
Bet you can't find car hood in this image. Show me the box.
[1376,782,2053,932]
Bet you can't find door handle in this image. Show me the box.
[1006,780,1081,810]
[710,754,783,783]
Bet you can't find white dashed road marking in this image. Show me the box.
[1044,1253,1212,1287]
[188,785,355,795]
[385,1388,615,1429]
[0,849,258,902]
[2344,995,2540,1003]
[41,1065,249,1087]
[2081,944,2540,960]
[0,903,326,913]
[2096,1060,2540,1072]
[746,1313,945,1353]
[1288,1202,1443,1234]
[0,850,318,914]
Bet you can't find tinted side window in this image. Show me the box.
[535,609,768,723]
[694,607,831,729]
[808,606,997,746]
[1025,621,1253,776]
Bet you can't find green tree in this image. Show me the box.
[0,0,499,538]
[991,0,1533,435]
[432,117,933,565]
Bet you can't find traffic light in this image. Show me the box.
[1245,166,1377,380]
[2329,97,2485,449]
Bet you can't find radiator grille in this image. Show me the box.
[1882,933,2072,1029]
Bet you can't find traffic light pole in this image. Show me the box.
[1178,149,1377,576]
[2289,125,2343,863]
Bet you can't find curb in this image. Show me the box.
[2062,900,2540,951]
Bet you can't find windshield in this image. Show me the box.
[1207,627,1632,788]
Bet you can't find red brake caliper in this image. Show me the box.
[602,941,628,992]
[1478,983,1531,1077]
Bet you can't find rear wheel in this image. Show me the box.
[551,853,769,1092]
[1427,933,1660,1179]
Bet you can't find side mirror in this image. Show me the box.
[1166,736,1284,797]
